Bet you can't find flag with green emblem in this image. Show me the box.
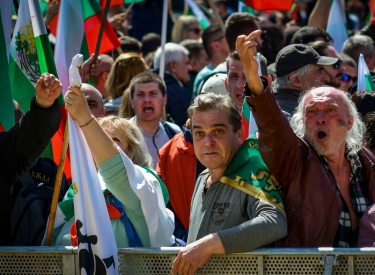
[221,132,285,216]
[9,0,71,179]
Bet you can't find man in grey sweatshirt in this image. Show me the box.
[171,92,287,275]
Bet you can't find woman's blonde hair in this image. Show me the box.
[104,53,147,101]
[118,88,135,119]
[171,15,199,43]
[98,116,153,168]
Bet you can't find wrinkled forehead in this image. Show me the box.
[304,87,346,107]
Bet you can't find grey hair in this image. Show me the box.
[272,63,315,90]
[153,43,189,69]
[291,87,365,153]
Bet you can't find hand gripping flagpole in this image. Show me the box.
[46,54,83,246]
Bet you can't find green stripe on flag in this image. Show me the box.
[0,10,14,131]
[82,0,101,19]
[35,34,65,105]
[365,74,375,91]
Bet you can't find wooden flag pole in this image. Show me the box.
[46,118,69,246]
[207,0,225,33]
[93,0,111,62]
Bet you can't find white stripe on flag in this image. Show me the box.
[55,0,84,92]
[326,0,348,52]
[357,53,369,91]
[28,0,47,37]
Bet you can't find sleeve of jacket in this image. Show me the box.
[245,79,304,192]
[217,197,287,254]
[0,96,61,186]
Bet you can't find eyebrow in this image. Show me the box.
[192,123,228,130]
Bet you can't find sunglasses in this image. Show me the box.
[332,59,342,70]
[341,73,357,83]
[260,30,267,40]
[189,28,201,35]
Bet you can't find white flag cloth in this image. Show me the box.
[68,114,119,275]
[98,146,175,247]
[326,0,348,52]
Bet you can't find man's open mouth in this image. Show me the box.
[316,131,327,141]
[143,107,154,113]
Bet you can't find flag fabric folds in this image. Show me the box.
[239,0,293,11]
[54,0,121,90]
[185,0,210,29]
[68,114,119,275]
[326,0,348,52]
[0,0,14,132]
[221,132,285,217]
[9,0,71,179]
[357,53,375,92]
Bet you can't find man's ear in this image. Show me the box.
[347,115,354,131]
[289,73,303,89]
[237,127,244,145]
[224,77,229,92]
[163,94,167,107]
[101,72,109,82]
[102,107,107,116]
[168,61,176,74]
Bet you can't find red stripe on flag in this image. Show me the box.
[0,124,5,133]
[48,14,58,37]
[51,106,71,180]
[100,0,124,9]
[244,0,293,11]
[84,10,121,55]
[241,114,249,143]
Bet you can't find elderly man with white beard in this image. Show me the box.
[237,30,375,248]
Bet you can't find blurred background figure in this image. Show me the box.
[104,53,147,115]
[172,15,201,43]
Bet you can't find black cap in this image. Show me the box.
[275,44,339,77]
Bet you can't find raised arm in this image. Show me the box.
[65,86,118,164]
[0,73,62,186]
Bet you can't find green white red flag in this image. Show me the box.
[357,53,375,92]
[9,0,71,179]
[54,0,121,90]
[239,0,293,11]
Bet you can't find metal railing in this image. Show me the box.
[0,247,375,274]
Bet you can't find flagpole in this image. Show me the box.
[206,0,225,33]
[46,118,69,246]
[159,0,168,78]
[93,0,111,61]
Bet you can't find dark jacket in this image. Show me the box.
[0,96,61,245]
[152,69,192,128]
[274,88,302,119]
[246,82,375,247]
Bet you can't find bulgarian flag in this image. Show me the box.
[241,53,260,142]
[0,0,14,132]
[357,53,375,92]
[9,0,71,179]
[185,0,210,29]
[326,0,348,52]
[239,0,293,11]
[221,132,285,217]
[238,1,255,14]
[54,0,121,90]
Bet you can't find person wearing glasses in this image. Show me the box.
[338,53,358,93]
[193,24,230,97]
[172,15,201,44]
[271,43,338,120]
[309,41,346,88]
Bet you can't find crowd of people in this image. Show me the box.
[3,0,375,273]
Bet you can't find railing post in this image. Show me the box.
[320,255,340,275]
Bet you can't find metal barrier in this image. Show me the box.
[0,247,375,275]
